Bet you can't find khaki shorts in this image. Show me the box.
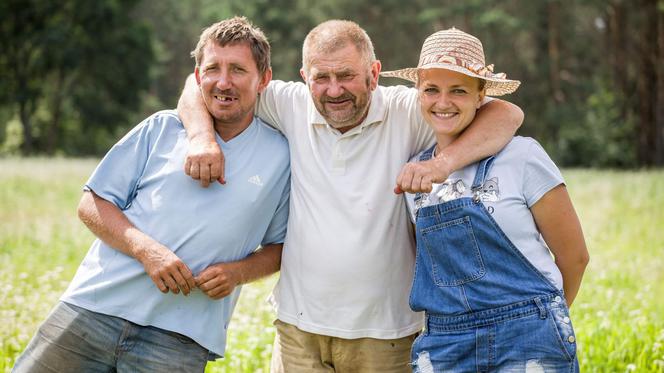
[270,319,417,373]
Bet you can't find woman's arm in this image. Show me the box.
[530,184,590,307]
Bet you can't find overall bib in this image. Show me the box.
[410,146,579,373]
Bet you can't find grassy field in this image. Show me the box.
[1,158,663,372]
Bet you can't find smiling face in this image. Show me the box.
[418,68,485,142]
[301,43,380,133]
[195,41,271,140]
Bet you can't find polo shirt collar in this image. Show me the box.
[308,87,387,134]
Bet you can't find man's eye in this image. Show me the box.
[452,89,467,95]
[423,87,438,94]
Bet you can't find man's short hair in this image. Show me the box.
[191,16,271,75]
[302,20,376,74]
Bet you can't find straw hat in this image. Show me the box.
[381,28,520,96]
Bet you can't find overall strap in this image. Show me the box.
[413,144,437,205]
[471,156,495,202]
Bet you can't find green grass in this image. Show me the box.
[1,158,663,372]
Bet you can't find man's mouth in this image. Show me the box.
[326,99,351,104]
[323,93,355,108]
[214,94,238,102]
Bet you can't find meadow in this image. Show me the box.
[1,158,663,372]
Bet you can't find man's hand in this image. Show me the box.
[184,138,225,187]
[394,156,452,194]
[138,243,196,295]
[195,262,242,300]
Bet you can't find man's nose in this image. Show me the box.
[215,71,232,90]
[326,78,344,97]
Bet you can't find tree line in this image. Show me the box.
[1,0,662,167]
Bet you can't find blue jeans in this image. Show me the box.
[12,302,209,373]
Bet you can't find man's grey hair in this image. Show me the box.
[302,20,376,74]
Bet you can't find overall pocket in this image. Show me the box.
[420,216,485,287]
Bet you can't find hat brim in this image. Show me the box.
[380,64,520,96]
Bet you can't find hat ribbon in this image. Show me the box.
[429,55,507,80]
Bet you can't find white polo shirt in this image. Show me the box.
[258,81,434,339]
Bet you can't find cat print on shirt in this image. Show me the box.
[478,177,500,202]
[436,179,466,202]
[414,177,502,218]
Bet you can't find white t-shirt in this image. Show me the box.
[405,136,565,289]
[257,81,435,339]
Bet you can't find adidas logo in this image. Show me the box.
[247,175,263,186]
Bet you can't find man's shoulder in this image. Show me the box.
[254,117,289,150]
[143,109,184,131]
[268,80,308,96]
[375,84,418,114]
[377,84,417,100]
[113,110,183,147]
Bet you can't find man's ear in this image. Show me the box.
[194,66,202,86]
[370,60,382,90]
[258,68,272,93]
[299,68,308,84]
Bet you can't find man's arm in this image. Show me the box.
[396,99,524,193]
[177,73,224,187]
[77,190,196,295]
[195,244,283,300]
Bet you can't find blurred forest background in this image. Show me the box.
[1,0,663,167]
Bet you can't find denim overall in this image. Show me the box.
[410,146,579,373]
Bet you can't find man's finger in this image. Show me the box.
[421,175,433,193]
[194,268,214,287]
[162,275,180,294]
[179,265,196,292]
[410,174,422,193]
[197,275,219,292]
[397,167,414,194]
[189,162,201,180]
[200,164,211,188]
[210,161,222,184]
[210,287,228,299]
[152,276,168,293]
[171,269,191,295]
[184,158,192,176]
[219,154,226,184]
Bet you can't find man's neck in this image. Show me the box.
[214,116,254,142]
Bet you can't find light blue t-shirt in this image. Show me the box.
[61,110,290,358]
[405,136,565,289]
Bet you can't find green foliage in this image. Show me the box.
[557,83,636,167]
[0,0,154,155]
[0,0,659,165]
[1,159,663,372]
